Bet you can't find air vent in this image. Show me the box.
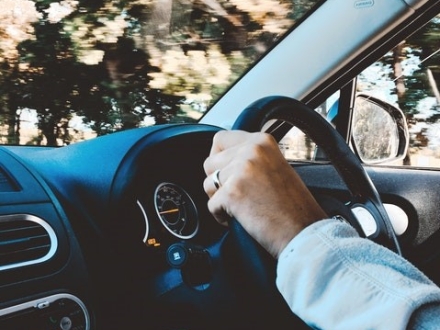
[0,167,18,192]
[0,214,57,271]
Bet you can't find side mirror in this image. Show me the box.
[351,94,409,164]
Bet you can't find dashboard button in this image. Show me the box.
[167,244,188,267]
[59,316,72,330]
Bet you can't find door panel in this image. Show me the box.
[294,163,440,284]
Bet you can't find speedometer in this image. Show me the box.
[154,183,199,239]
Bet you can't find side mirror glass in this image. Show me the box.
[352,94,409,164]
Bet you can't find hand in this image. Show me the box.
[203,130,327,258]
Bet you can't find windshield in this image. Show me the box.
[0,0,320,146]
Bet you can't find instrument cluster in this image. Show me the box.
[137,182,202,250]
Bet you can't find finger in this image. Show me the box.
[203,170,220,198]
[203,147,236,176]
[204,130,261,175]
[206,189,232,226]
[204,165,230,196]
[209,130,253,155]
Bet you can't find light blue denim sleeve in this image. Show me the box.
[276,219,440,330]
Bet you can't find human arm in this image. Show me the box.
[277,218,440,330]
[203,130,440,329]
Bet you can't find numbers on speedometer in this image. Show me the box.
[154,183,199,239]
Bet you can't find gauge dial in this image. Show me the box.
[154,183,199,239]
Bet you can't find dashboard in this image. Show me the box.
[0,147,92,329]
[4,117,421,330]
[0,124,240,330]
[0,120,433,330]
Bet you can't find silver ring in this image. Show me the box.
[212,169,222,190]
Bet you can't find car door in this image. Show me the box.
[293,11,440,285]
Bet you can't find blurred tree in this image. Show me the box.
[363,15,440,164]
[58,0,184,132]
[11,0,184,144]
[15,21,109,145]
[406,16,440,117]
[0,0,41,144]
[397,16,440,163]
[391,17,440,115]
[0,0,318,144]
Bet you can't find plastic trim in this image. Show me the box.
[0,214,58,271]
[0,293,90,330]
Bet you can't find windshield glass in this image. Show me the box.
[0,0,320,146]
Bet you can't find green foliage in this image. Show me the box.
[363,15,440,158]
[15,22,78,145]
[7,0,185,145]
[0,0,320,145]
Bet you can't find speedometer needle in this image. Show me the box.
[159,208,179,214]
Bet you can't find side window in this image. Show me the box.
[278,92,339,162]
[277,92,338,162]
[357,14,440,168]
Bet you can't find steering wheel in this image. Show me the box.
[231,95,400,253]
[226,96,401,315]
[219,96,402,328]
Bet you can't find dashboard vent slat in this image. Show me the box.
[0,168,18,192]
[0,215,57,271]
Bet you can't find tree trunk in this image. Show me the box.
[393,41,411,165]
[6,110,19,145]
[39,115,58,146]
[393,42,406,107]
[427,68,440,105]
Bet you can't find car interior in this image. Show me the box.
[1,0,440,329]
